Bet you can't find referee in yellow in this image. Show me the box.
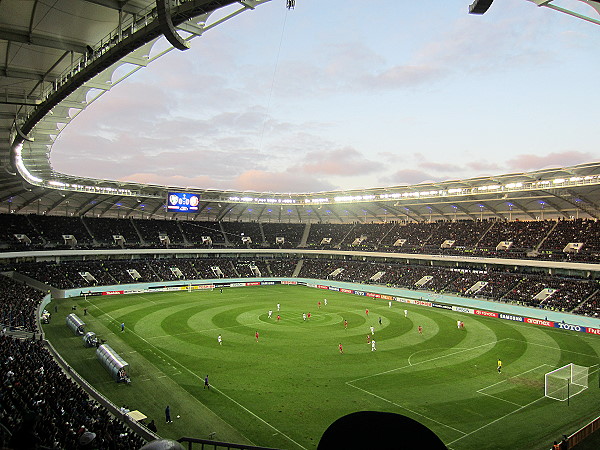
[497,358,502,373]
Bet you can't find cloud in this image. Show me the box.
[414,12,557,75]
[360,65,444,90]
[506,151,596,172]
[384,169,444,186]
[298,147,380,176]
[418,158,462,173]
[232,170,334,193]
[120,173,218,189]
[467,160,502,172]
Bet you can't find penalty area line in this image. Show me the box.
[348,338,508,384]
[446,395,546,447]
[346,383,467,436]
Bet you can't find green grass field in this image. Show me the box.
[43,285,600,449]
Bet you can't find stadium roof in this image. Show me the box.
[1,0,599,222]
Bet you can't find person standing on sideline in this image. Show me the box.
[255,331,259,342]
[371,339,376,351]
[165,406,172,423]
[497,358,502,373]
[204,375,210,390]
[217,334,222,345]
[121,322,125,332]
[147,420,157,433]
[338,343,343,354]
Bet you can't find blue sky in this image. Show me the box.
[51,0,600,192]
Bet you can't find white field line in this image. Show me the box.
[407,347,484,366]
[88,301,306,450]
[474,363,551,408]
[348,338,507,384]
[348,383,467,436]
[210,386,307,450]
[132,294,158,305]
[345,338,505,439]
[446,395,547,447]
[477,364,550,394]
[476,391,522,407]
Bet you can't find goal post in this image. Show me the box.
[545,363,589,402]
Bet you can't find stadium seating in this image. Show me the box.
[0,335,146,449]
[2,215,600,263]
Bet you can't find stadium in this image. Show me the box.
[1,1,600,449]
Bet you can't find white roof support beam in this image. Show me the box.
[528,0,600,26]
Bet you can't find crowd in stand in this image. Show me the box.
[291,258,599,316]
[0,277,44,333]
[132,218,186,247]
[178,220,225,247]
[1,213,600,263]
[262,223,304,248]
[2,255,599,317]
[0,335,145,449]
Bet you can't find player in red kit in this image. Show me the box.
[318,301,321,309]
[365,308,369,316]
[255,331,259,342]
[307,312,311,319]
[366,334,371,343]
[276,314,280,321]
[418,325,423,335]
[339,343,344,354]
[344,319,348,329]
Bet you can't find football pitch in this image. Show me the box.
[44,285,600,449]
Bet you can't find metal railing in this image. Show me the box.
[178,436,281,450]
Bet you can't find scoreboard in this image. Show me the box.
[167,192,200,212]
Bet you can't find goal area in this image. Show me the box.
[545,363,589,402]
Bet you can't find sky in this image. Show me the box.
[51,0,600,193]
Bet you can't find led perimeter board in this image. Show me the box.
[167,192,200,212]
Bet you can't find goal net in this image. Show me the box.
[545,363,589,401]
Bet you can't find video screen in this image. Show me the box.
[167,192,200,212]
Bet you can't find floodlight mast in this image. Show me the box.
[469,0,600,26]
